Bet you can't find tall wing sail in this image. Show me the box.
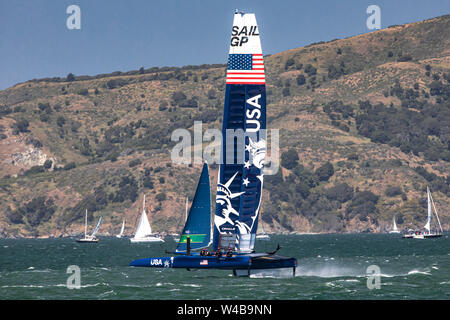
[176,163,211,253]
[213,12,266,253]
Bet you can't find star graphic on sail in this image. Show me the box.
[243,178,249,186]
[246,137,266,169]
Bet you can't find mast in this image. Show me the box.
[429,190,443,233]
[84,209,87,238]
[185,196,188,222]
[424,187,432,232]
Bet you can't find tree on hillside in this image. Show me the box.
[67,73,75,82]
[315,162,334,181]
[281,149,299,169]
[296,74,306,86]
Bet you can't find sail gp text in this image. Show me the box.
[177,303,272,318]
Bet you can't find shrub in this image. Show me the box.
[326,183,353,203]
[67,73,75,82]
[171,91,187,106]
[128,159,142,168]
[296,74,306,86]
[304,64,317,76]
[284,58,295,70]
[315,162,334,181]
[64,162,76,170]
[13,118,29,133]
[77,88,89,96]
[156,192,166,202]
[56,116,66,127]
[43,160,53,170]
[281,149,299,169]
[385,186,403,197]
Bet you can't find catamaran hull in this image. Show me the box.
[129,254,297,276]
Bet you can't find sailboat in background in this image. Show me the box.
[389,215,400,234]
[130,195,164,243]
[403,187,443,239]
[116,220,125,238]
[77,209,102,243]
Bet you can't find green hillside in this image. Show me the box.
[0,14,449,237]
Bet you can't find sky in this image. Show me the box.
[0,0,449,90]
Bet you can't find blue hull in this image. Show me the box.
[129,253,297,273]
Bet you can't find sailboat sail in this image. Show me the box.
[424,187,432,232]
[91,216,102,237]
[392,216,398,232]
[176,163,211,253]
[118,220,125,237]
[213,12,266,253]
[134,195,152,238]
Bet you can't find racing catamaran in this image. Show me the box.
[129,11,297,276]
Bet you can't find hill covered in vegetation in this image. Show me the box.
[0,14,449,237]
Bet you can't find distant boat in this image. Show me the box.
[116,220,125,238]
[256,222,270,240]
[389,215,400,234]
[77,209,102,243]
[403,187,443,239]
[130,195,164,243]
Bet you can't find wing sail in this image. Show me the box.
[213,12,266,253]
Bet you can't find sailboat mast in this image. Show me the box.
[429,191,443,233]
[85,209,87,238]
[185,196,188,222]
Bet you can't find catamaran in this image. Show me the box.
[116,220,125,238]
[130,11,297,276]
[130,195,164,243]
[389,215,400,234]
[76,209,102,243]
[402,187,443,239]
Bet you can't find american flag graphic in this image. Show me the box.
[226,53,265,84]
[200,259,208,265]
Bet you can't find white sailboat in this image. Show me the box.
[403,187,443,239]
[389,215,400,234]
[130,195,164,243]
[77,209,102,243]
[116,220,125,238]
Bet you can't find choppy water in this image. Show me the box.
[1,234,449,299]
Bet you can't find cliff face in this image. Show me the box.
[0,15,449,237]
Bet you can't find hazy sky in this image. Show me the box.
[0,0,449,90]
